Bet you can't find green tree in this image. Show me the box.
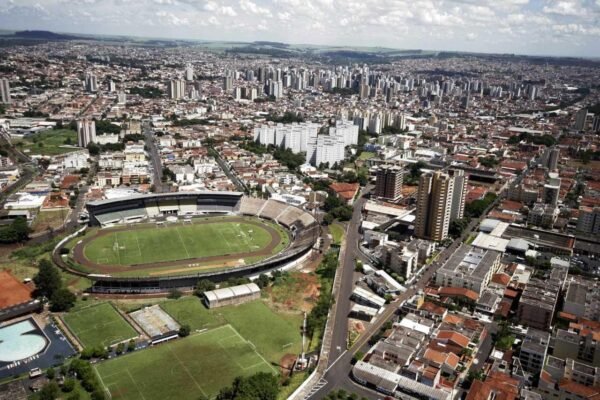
[62,378,76,393]
[216,372,279,400]
[33,259,62,299]
[87,142,100,155]
[194,279,216,296]
[256,274,270,289]
[50,288,77,311]
[179,324,191,337]
[38,382,60,400]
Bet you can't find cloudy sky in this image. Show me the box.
[1,0,599,57]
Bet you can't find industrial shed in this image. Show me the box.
[203,283,261,308]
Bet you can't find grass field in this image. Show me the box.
[328,223,345,245]
[63,303,137,348]
[13,129,79,156]
[216,301,302,364]
[358,151,375,160]
[95,325,276,400]
[160,297,222,331]
[83,218,283,267]
[32,209,69,233]
[161,298,302,364]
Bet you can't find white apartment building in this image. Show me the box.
[77,119,96,147]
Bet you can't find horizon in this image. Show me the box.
[1,0,599,58]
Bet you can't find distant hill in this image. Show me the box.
[13,30,84,40]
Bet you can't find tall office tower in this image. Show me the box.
[248,88,257,101]
[168,79,185,99]
[77,119,96,147]
[108,80,116,92]
[117,92,127,105]
[234,87,242,100]
[85,73,98,92]
[415,171,455,241]
[223,75,233,92]
[185,65,194,81]
[359,83,369,99]
[258,67,266,83]
[544,147,560,170]
[592,115,600,133]
[375,166,403,201]
[394,113,406,130]
[449,169,468,222]
[574,108,588,131]
[0,79,11,104]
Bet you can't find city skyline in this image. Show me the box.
[1,0,600,58]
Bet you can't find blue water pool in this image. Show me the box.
[0,319,47,362]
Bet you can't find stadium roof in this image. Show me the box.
[88,191,244,207]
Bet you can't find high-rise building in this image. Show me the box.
[85,73,98,92]
[223,75,233,92]
[185,65,194,81]
[543,184,560,207]
[77,119,96,147]
[168,79,185,99]
[0,79,11,104]
[117,91,127,105]
[108,80,116,92]
[375,166,403,201]
[574,108,588,131]
[593,115,600,133]
[576,206,600,235]
[449,169,468,222]
[415,171,455,241]
[544,147,560,170]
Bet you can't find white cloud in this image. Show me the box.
[239,0,272,17]
[543,0,585,16]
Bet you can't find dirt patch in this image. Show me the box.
[0,270,33,308]
[267,271,320,314]
[279,353,297,376]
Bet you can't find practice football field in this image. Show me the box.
[63,303,137,348]
[94,325,276,400]
[83,218,281,266]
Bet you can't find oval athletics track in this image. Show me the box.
[71,217,285,275]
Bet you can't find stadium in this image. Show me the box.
[53,192,319,293]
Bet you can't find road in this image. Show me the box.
[144,123,165,193]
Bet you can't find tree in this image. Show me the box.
[62,378,76,393]
[167,289,182,299]
[194,279,216,296]
[256,274,270,289]
[0,217,31,243]
[50,288,77,311]
[216,372,279,400]
[127,339,136,352]
[322,213,334,226]
[179,324,191,337]
[33,259,62,299]
[38,382,60,400]
[87,142,100,156]
[46,367,56,379]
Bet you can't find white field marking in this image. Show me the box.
[93,365,114,399]
[115,233,122,265]
[125,369,147,400]
[134,231,143,259]
[215,224,232,251]
[226,324,278,374]
[167,342,208,398]
[175,227,191,258]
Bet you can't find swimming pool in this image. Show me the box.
[0,319,47,363]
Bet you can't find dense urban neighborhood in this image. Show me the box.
[0,30,599,400]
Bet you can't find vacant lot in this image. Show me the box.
[63,302,137,348]
[95,325,275,400]
[13,129,78,156]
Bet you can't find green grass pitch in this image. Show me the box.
[160,299,302,364]
[94,325,276,400]
[63,302,137,348]
[83,218,280,266]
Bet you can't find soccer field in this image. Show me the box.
[95,325,276,400]
[63,303,137,348]
[161,299,303,364]
[83,217,283,267]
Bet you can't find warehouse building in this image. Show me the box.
[203,283,261,309]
